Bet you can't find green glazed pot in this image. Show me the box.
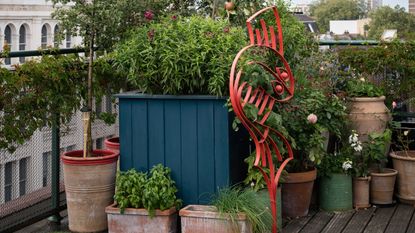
[319,173,353,211]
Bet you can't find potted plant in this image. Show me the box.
[390,128,415,204]
[180,186,272,233]
[367,129,398,205]
[317,150,353,211]
[105,164,181,233]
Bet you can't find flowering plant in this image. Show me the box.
[318,151,353,178]
[392,128,414,155]
[337,74,384,98]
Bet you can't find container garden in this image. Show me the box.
[281,168,317,217]
[348,96,390,142]
[62,149,119,232]
[353,176,371,209]
[370,168,398,205]
[116,93,250,205]
[319,173,353,211]
[180,205,252,233]
[105,204,177,233]
[390,151,415,204]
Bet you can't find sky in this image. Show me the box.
[290,0,408,10]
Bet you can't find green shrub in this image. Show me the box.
[113,16,247,96]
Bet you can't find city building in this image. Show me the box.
[330,18,371,36]
[409,0,415,14]
[368,0,383,10]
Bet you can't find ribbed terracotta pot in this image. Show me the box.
[391,151,415,204]
[353,176,371,209]
[348,96,390,142]
[370,168,398,205]
[179,205,252,233]
[105,204,177,233]
[281,168,317,217]
[104,137,120,154]
[62,150,119,233]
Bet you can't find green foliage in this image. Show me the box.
[114,169,147,213]
[368,6,415,40]
[309,0,367,32]
[365,129,392,171]
[113,16,246,96]
[344,78,384,97]
[318,152,353,178]
[212,186,273,233]
[114,165,181,217]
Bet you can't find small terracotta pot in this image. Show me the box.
[179,205,252,233]
[348,96,390,142]
[106,204,177,233]
[370,168,398,205]
[104,137,120,153]
[353,176,371,209]
[62,150,119,233]
[281,168,317,217]
[391,151,415,204]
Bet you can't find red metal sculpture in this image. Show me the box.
[229,6,295,233]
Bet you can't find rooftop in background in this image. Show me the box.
[294,12,319,33]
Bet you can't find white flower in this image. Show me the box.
[342,160,353,171]
[354,145,363,152]
[404,130,409,136]
[359,77,365,82]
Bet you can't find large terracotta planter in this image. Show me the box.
[391,151,415,204]
[353,176,371,209]
[281,168,317,217]
[179,205,252,233]
[62,150,119,233]
[370,168,398,205]
[319,173,353,211]
[105,203,177,233]
[348,96,390,142]
[104,136,120,153]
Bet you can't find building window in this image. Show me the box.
[96,99,102,115]
[4,25,12,65]
[42,152,51,187]
[41,25,48,49]
[4,162,13,202]
[96,137,103,149]
[19,25,26,63]
[54,25,60,48]
[105,96,112,113]
[65,32,71,48]
[19,158,27,196]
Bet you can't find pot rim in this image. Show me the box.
[348,96,385,102]
[283,168,317,184]
[62,149,119,166]
[104,137,120,146]
[390,151,415,161]
[105,203,176,216]
[370,168,398,177]
[179,205,247,220]
[353,176,371,181]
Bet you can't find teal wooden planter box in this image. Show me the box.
[116,93,250,205]
[319,173,353,211]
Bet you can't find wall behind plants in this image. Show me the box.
[337,42,415,105]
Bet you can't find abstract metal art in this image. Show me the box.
[229,6,295,233]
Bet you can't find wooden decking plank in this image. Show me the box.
[385,204,414,233]
[405,205,415,233]
[321,211,355,233]
[283,210,317,233]
[298,211,334,233]
[363,205,396,233]
[342,207,376,233]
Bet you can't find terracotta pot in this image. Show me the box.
[179,205,252,233]
[370,168,398,205]
[391,151,415,204]
[62,150,119,233]
[281,168,317,217]
[348,96,390,142]
[105,203,177,233]
[104,137,120,153]
[353,176,371,209]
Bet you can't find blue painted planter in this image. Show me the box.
[116,93,250,205]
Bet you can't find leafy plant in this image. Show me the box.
[394,128,414,155]
[344,77,384,98]
[113,15,246,96]
[365,129,392,172]
[114,164,181,217]
[211,186,273,233]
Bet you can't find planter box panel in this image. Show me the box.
[118,95,250,205]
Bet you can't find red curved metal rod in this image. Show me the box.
[229,6,295,233]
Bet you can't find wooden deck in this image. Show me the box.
[283,204,415,233]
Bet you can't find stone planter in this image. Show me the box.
[281,168,317,217]
[370,168,398,205]
[179,205,252,233]
[391,151,415,204]
[62,150,119,232]
[348,96,390,142]
[353,176,371,209]
[319,173,353,211]
[105,204,177,233]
